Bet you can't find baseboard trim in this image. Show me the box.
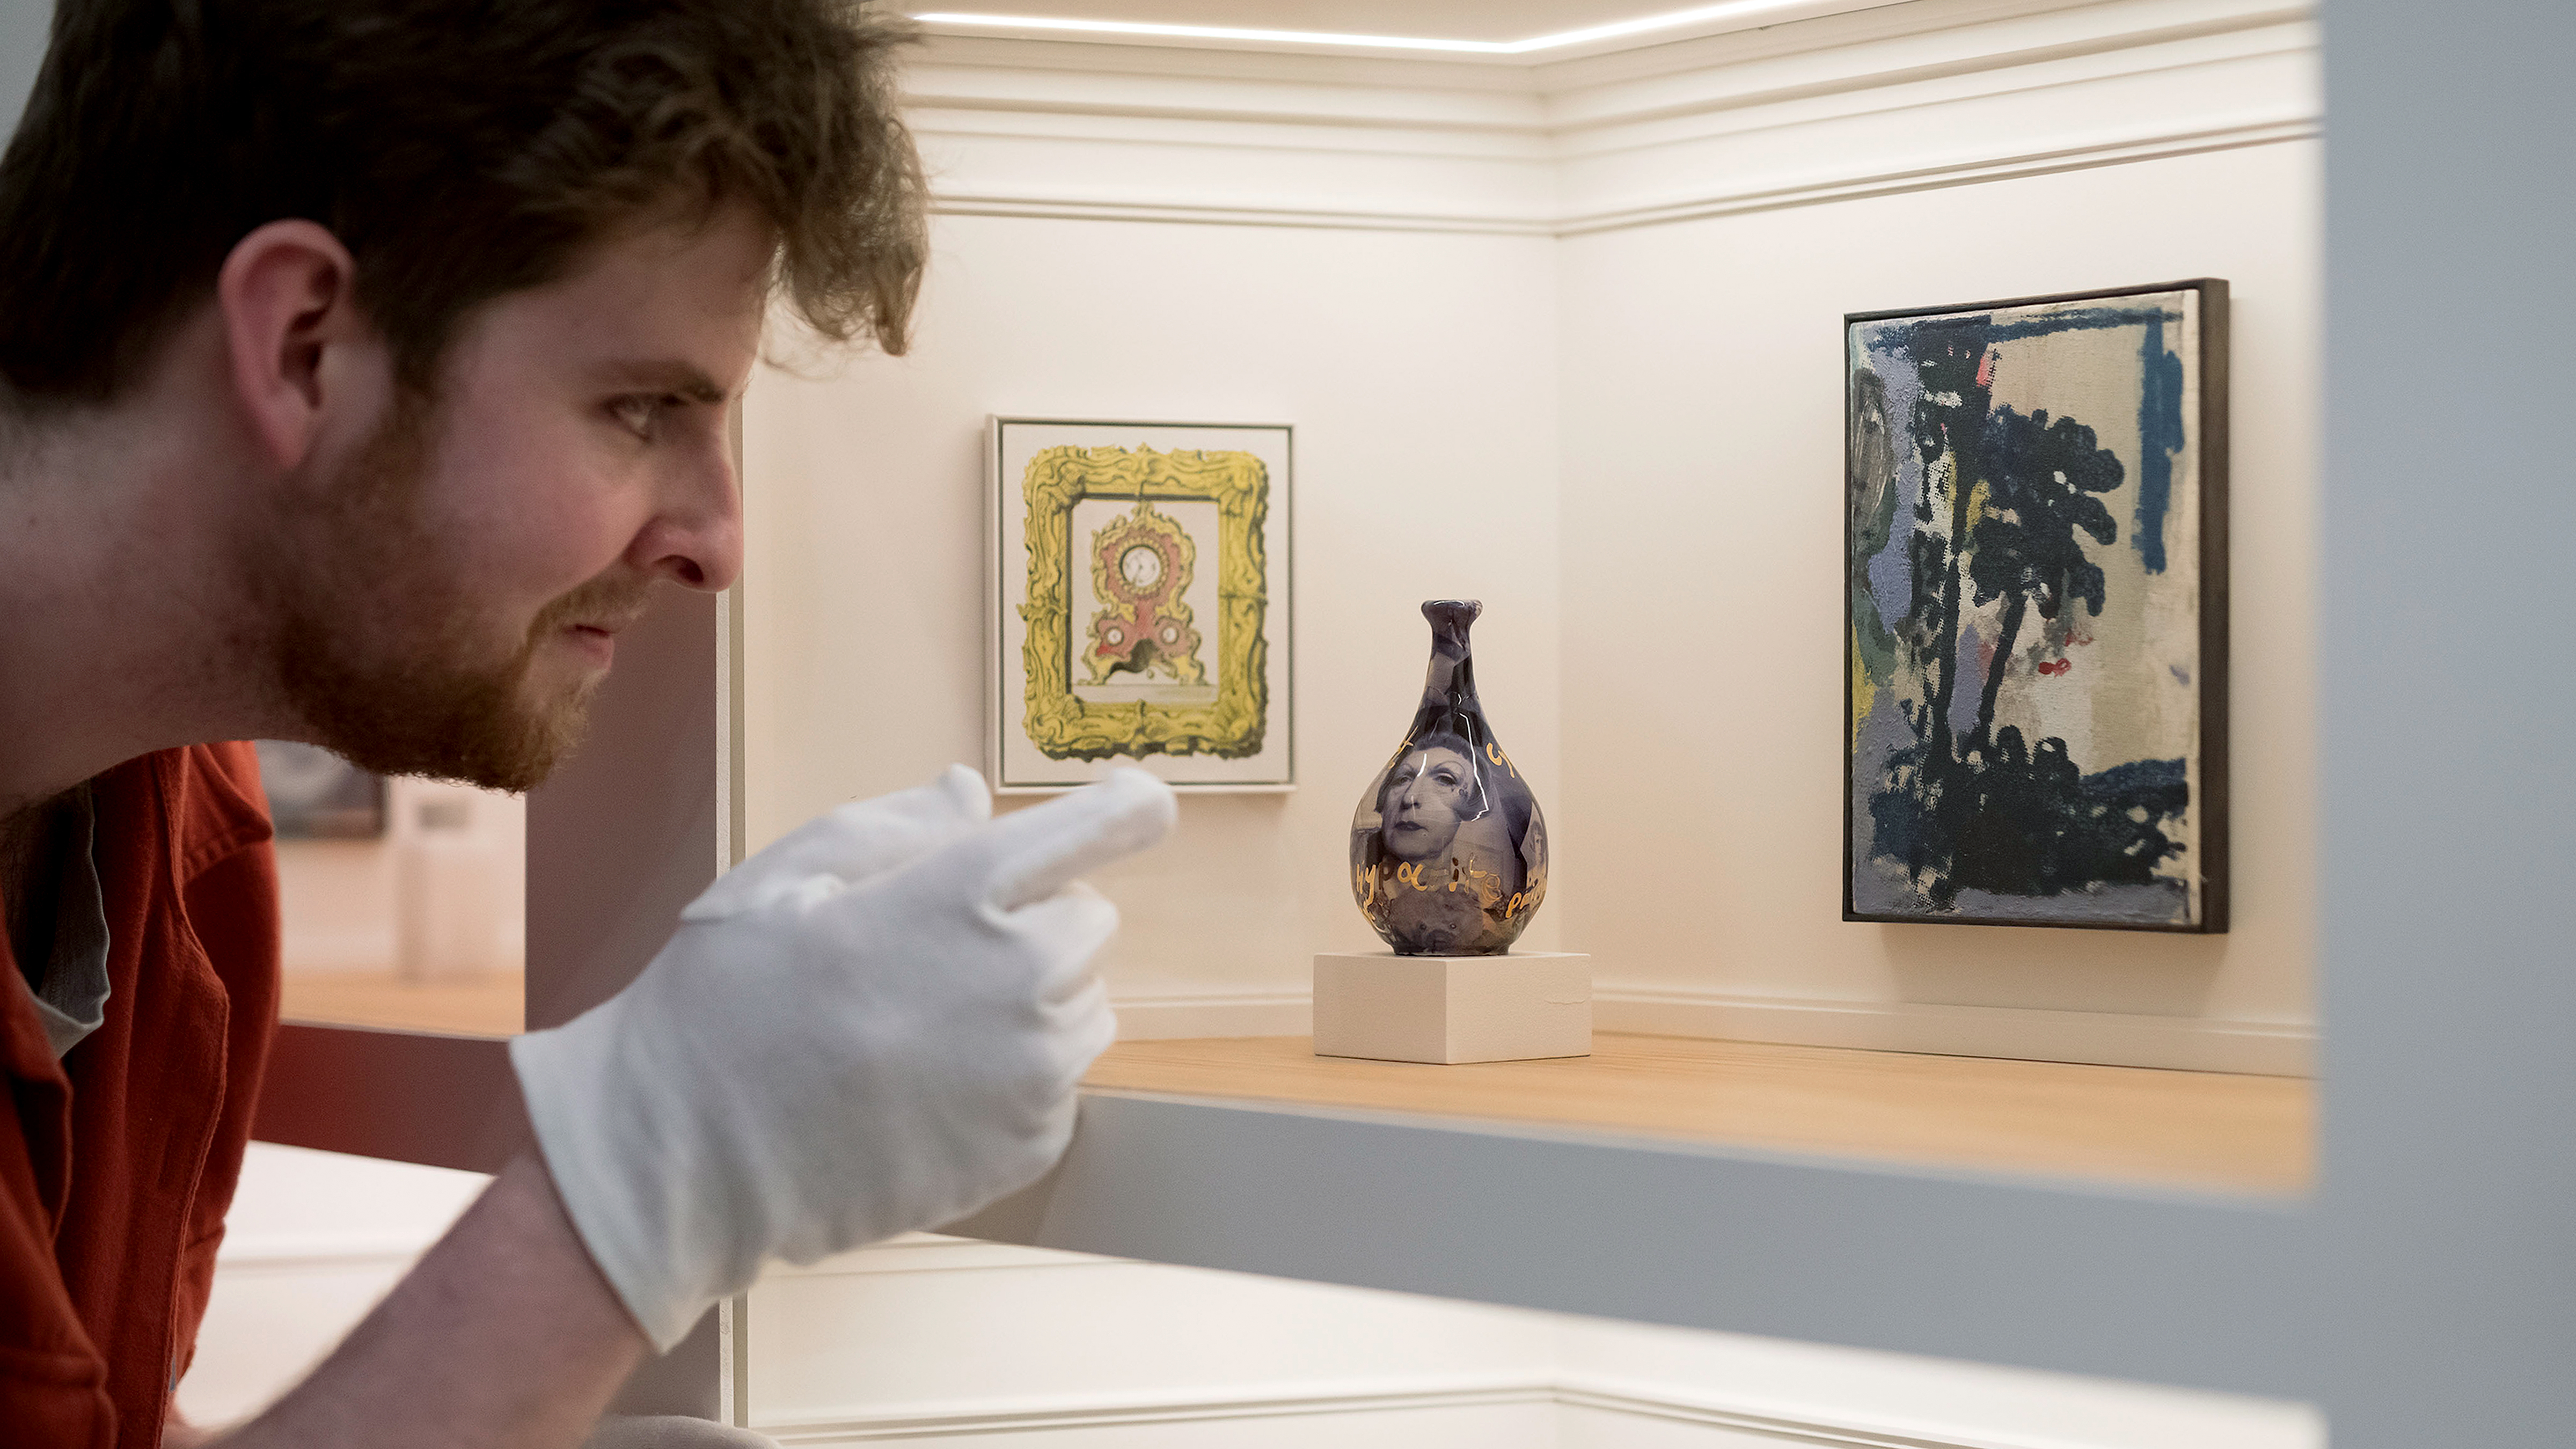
[1113,990,1313,1040]
[765,1380,1552,1444]
[1558,1382,2012,1448]
[1113,979,2318,1072]
[763,1375,2095,1446]
[1111,983,2310,1075]
[1593,987,2313,1076]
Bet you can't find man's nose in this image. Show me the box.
[630,428,744,592]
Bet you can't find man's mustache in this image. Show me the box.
[528,573,657,641]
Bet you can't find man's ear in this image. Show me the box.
[215,220,374,471]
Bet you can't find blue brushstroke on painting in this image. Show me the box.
[2133,314,2185,573]
[1863,334,1927,629]
[1950,621,1987,742]
[1864,305,2180,351]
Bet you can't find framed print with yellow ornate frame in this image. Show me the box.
[990,419,1293,792]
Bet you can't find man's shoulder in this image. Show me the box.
[94,744,275,887]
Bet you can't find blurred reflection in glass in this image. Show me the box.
[255,741,524,1036]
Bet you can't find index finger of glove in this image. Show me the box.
[683,765,990,922]
[971,769,1177,913]
[806,764,993,881]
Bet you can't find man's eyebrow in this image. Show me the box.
[594,360,729,404]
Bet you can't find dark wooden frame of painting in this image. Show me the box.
[1841,278,2230,933]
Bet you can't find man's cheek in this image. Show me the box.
[475,518,625,621]
[526,492,648,595]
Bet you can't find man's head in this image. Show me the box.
[0,0,926,789]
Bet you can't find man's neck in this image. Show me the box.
[0,317,299,815]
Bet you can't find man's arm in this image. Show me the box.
[211,1154,647,1449]
[200,766,1170,1446]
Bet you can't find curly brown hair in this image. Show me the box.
[0,0,927,408]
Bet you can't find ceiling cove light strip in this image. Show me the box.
[910,0,1872,55]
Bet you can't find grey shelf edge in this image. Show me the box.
[947,1087,2325,1406]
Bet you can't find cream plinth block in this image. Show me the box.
[1313,952,1592,1065]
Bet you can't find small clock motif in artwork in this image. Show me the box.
[1085,499,1205,686]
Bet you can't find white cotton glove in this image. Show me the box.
[510,765,1176,1350]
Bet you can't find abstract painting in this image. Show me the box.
[1845,281,2228,931]
[990,419,1293,792]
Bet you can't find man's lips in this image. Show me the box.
[561,620,626,665]
[562,605,647,640]
[546,591,650,667]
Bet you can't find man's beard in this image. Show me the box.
[265,393,650,793]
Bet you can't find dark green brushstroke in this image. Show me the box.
[1849,367,1900,687]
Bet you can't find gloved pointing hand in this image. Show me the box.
[511,765,1177,1349]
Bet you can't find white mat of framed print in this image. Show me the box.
[989,418,1293,792]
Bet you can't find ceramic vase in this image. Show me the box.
[1350,600,1548,955]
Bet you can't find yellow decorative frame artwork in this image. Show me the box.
[990,420,1294,792]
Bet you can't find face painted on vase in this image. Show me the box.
[1380,743,1477,863]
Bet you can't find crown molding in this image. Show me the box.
[908,0,2303,106]
[912,0,1916,64]
[903,0,2316,239]
[1537,0,2311,134]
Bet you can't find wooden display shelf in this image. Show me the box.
[1084,1033,2310,1195]
[279,969,525,1037]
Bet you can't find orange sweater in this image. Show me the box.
[0,744,279,1447]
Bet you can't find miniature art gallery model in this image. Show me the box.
[1314,600,1592,1066]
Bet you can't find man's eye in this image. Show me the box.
[610,395,668,437]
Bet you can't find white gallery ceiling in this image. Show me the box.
[905,0,1900,53]
[911,2,1704,41]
